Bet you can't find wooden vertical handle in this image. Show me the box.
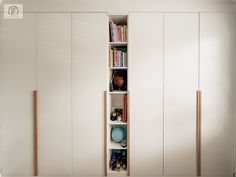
[33,90,38,176]
[104,91,108,176]
[127,91,131,176]
[196,90,202,176]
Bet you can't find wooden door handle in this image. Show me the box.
[196,90,202,176]
[104,91,107,176]
[127,91,130,176]
[33,90,38,176]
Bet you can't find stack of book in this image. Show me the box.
[110,48,127,67]
[110,20,127,42]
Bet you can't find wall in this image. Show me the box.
[0,0,236,13]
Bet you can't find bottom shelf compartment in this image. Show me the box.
[108,149,128,174]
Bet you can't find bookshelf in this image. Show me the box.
[105,15,129,176]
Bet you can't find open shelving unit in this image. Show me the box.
[105,15,130,176]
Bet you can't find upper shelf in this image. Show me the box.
[109,15,128,25]
[109,42,128,47]
[109,91,128,94]
[110,67,128,70]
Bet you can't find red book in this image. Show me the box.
[123,95,127,122]
[115,49,118,67]
[117,26,121,42]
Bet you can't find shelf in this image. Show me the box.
[109,42,128,47]
[108,169,128,175]
[109,121,127,125]
[110,67,128,70]
[107,15,129,176]
[109,91,127,94]
[109,141,127,150]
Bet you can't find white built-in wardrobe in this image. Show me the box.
[0,12,235,176]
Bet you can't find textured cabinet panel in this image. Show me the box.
[200,13,236,176]
[72,13,108,175]
[0,13,36,174]
[37,13,72,175]
[164,13,198,175]
[129,13,164,175]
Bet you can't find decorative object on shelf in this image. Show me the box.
[110,108,123,121]
[121,139,127,148]
[111,111,118,121]
[110,150,127,171]
[111,126,126,143]
[110,70,127,91]
[117,115,122,121]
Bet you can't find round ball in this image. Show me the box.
[111,127,125,143]
[113,76,124,88]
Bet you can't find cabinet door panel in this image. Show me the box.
[200,13,236,176]
[0,13,36,174]
[72,13,108,175]
[164,13,198,175]
[37,13,72,175]
[129,13,164,175]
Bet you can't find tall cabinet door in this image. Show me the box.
[0,13,36,174]
[129,13,164,175]
[72,13,108,175]
[200,13,236,176]
[37,13,72,175]
[164,13,198,175]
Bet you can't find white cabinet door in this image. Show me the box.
[129,13,164,175]
[164,13,198,175]
[200,13,236,176]
[0,13,36,174]
[72,13,108,175]
[37,13,72,175]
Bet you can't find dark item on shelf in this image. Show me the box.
[110,108,123,121]
[110,70,127,91]
[121,140,127,148]
[117,115,122,121]
[110,150,127,171]
[111,112,118,121]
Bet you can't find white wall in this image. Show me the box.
[0,0,236,12]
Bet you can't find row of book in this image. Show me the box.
[110,48,128,67]
[110,20,127,42]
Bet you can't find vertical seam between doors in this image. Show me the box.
[162,12,165,176]
[70,12,74,176]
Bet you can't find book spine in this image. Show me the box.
[122,52,125,67]
[123,95,127,122]
[113,24,117,42]
[110,48,114,67]
[115,49,118,67]
[124,25,126,42]
[119,51,120,67]
[121,52,124,67]
[109,21,113,42]
[121,26,124,42]
[117,26,120,42]
[125,53,127,67]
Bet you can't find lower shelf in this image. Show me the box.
[108,170,128,176]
